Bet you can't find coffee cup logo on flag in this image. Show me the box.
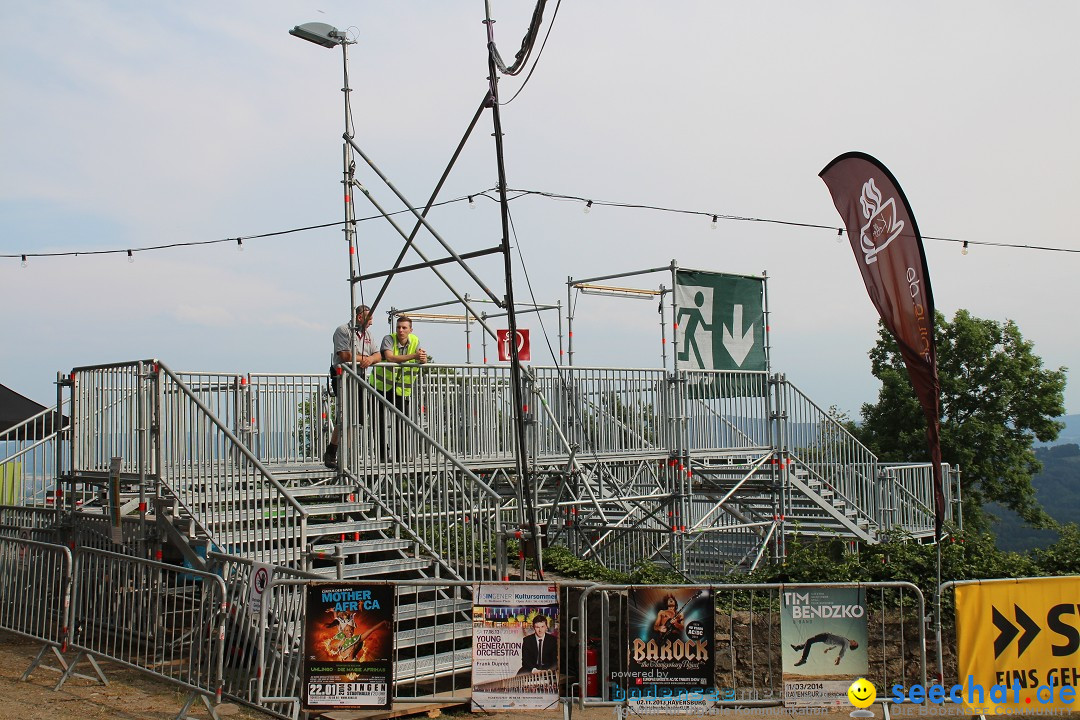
[820,152,944,538]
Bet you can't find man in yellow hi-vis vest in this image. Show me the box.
[372,316,427,460]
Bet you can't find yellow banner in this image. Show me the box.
[956,577,1080,713]
[1,461,21,505]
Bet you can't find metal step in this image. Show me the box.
[394,598,473,620]
[310,557,432,578]
[395,621,473,647]
[303,501,373,516]
[267,463,340,480]
[310,538,413,556]
[394,648,473,682]
[284,484,357,499]
[178,483,356,503]
[306,519,394,536]
[210,519,391,545]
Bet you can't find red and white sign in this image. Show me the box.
[496,329,530,362]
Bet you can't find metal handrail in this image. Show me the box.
[338,365,506,581]
[158,363,307,516]
[0,400,68,445]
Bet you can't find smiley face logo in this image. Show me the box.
[848,678,876,708]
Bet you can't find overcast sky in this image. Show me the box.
[2,1,1077,420]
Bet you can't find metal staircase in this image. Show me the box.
[0,357,955,707]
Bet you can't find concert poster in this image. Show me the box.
[302,582,394,710]
[625,587,714,714]
[781,587,868,708]
[471,583,560,712]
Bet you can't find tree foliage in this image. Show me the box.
[857,309,1066,531]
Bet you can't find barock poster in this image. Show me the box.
[820,152,944,537]
[781,587,868,707]
[303,582,394,710]
[471,583,560,711]
[624,587,715,714]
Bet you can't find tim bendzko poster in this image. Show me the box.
[781,587,868,707]
[625,587,715,714]
[303,582,394,710]
[471,583,560,712]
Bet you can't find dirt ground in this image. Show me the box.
[0,630,262,720]
[0,631,1049,720]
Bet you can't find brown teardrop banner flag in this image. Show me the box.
[819,152,944,539]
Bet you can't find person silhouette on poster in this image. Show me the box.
[677,291,712,368]
[791,632,859,666]
[652,594,685,640]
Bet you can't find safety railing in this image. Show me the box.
[403,364,518,465]
[157,364,309,567]
[252,577,474,717]
[881,463,937,536]
[68,545,227,712]
[246,373,332,466]
[246,577,594,718]
[531,366,672,461]
[338,365,509,582]
[70,361,154,476]
[0,536,71,649]
[0,398,69,507]
[210,552,316,719]
[578,581,926,709]
[776,380,883,531]
[172,371,251,452]
[0,505,62,538]
[682,370,772,454]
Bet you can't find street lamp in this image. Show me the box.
[289,21,361,369]
[288,22,346,48]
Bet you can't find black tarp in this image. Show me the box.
[0,383,60,438]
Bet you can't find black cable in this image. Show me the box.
[505,188,1080,255]
[2,193,492,260]
[489,0,549,76]
[10,185,1075,261]
[500,0,563,106]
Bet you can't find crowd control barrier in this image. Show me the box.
[0,536,75,682]
[245,577,593,720]
[578,581,926,710]
[66,546,228,719]
[3,548,939,720]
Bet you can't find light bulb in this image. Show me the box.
[961,241,969,256]
[20,255,28,268]
[468,195,476,209]
[583,200,593,214]
[127,250,134,263]
[711,215,718,230]
[236,238,244,252]
[837,228,844,243]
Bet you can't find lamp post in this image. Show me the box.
[289,22,360,354]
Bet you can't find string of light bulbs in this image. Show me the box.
[4,193,481,265]
[6,186,1077,266]
[503,188,1080,255]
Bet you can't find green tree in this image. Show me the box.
[857,309,1066,532]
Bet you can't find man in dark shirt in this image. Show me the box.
[518,615,557,674]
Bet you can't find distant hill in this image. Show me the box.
[989,442,1080,552]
